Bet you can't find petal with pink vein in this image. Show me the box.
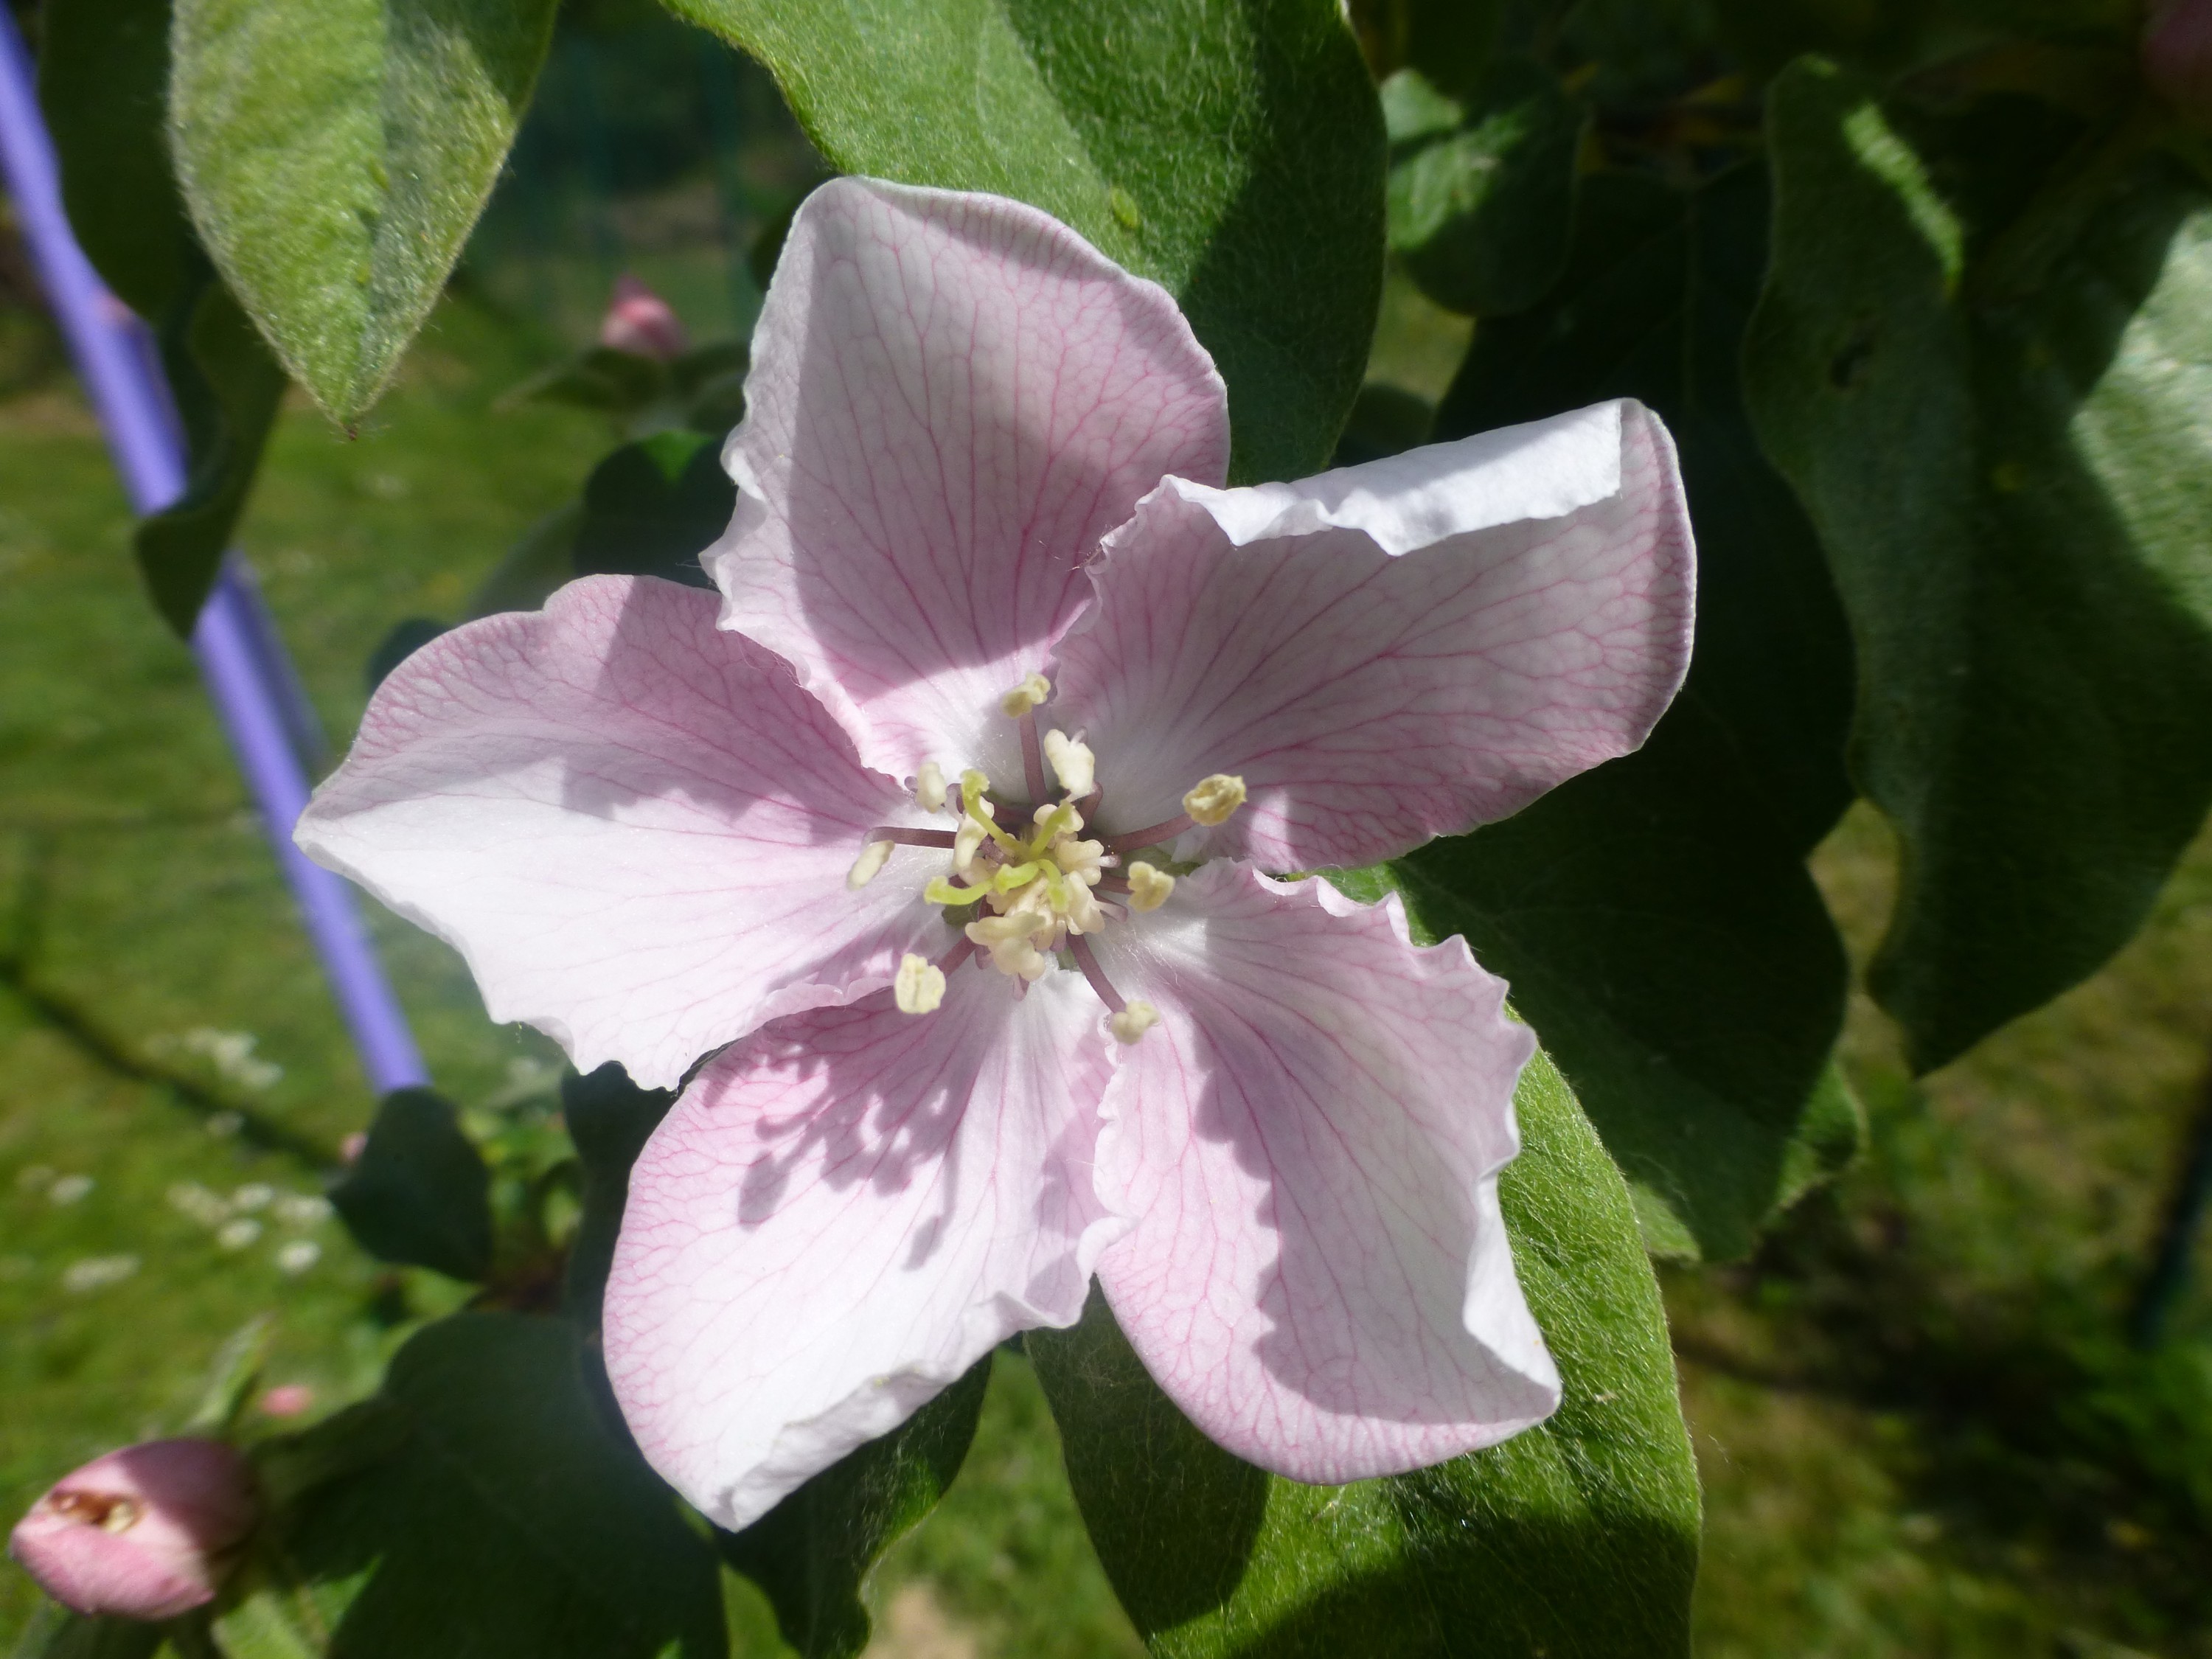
[709,176,1231,788]
[604,967,1121,1528]
[1090,862,1559,1484]
[296,575,940,1091]
[1055,399,1694,869]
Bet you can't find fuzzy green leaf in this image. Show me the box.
[168,0,561,420]
[665,0,1383,483]
[1746,59,2212,1068]
[1422,164,1858,1256]
[1029,1047,1699,1658]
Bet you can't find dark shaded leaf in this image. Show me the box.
[669,0,1384,483]
[558,1062,675,1329]
[1384,58,1583,318]
[364,617,449,694]
[1745,59,2212,1068]
[234,1313,726,1659]
[169,0,563,420]
[328,1087,494,1281]
[7,1605,164,1659]
[1029,1046,1699,1658]
[1425,164,1858,1256]
[717,1358,991,1659]
[38,0,288,636]
[572,431,732,588]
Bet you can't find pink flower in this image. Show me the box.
[9,1439,258,1620]
[598,274,689,361]
[296,178,1692,1528]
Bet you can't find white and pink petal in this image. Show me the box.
[604,967,1122,1528]
[295,576,939,1091]
[1088,861,1558,1484]
[710,176,1231,788]
[1054,399,1694,870]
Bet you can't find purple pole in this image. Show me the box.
[0,10,428,1096]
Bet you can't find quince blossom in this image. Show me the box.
[296,178,1692,1528]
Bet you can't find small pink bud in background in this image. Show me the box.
[339,1131,366,1164]
[598,275,689,361]
[2145,0,2212,124]
[257,1384,316,1419]
[9,1439,258,1621]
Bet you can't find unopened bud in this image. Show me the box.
[9,1439,258,1621]
[2146,0,2212,124]
[598,274,689,361]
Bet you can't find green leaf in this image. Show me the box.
[37,0,191,319]
[572,431,734,588]
[468,501,582,619]
[328,1086,494,1280]
[717,1358,992,1659]
[1029,1047,1699,1657]
[558,1062,675,1329]
[236,1312,726,1658]
[6,1604,164,1659]
[666,0,1385,483]
[1383,58,1583,318]
[136,264,289,636]
[38,0,288,636]
[1419,164,1857,1257]
[1745,59,2212,1068]
[168,0,563,421]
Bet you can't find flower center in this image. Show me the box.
[848,672,1245,1043]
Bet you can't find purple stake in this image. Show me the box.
[0,10,428,1097]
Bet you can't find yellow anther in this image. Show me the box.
[894,953,946,1015]
[965,909,1053,980]
[1126,862,1175,912]
[1183,773,1248,827]
[915,761,948,813]
[952,815,989,876]
[1110,1001,1161,1045]
[1054,834,1107,887]
[1043,729,1096,798]
[846,838,894,889]
[999,672,1052,718]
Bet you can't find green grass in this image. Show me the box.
[4,288,2212,1658]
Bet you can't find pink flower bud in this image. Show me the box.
[2145,0,2212,124]
[340,1130,367,1164]
[257,1384,316,1419]
[9,1439,258,1621]
[598,274,689,362]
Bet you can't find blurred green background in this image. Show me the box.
[5,3,2212,1655]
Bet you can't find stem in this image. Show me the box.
[1067,935,1125,1013]
[867,827,959,848]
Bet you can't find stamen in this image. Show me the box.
[1000,672,1051,718]
[1110,1001,1161,1045]
[894,953,947,1015]
[1067,934,1124,1012]
[1020,711,1047,804]
[1043,730,1096,798]
[1183,774,1247,827]
[867,827,958,849]
[924,875,993,907]
[846,839,894,888]
[1126,862,1175,911]
[915,762,948,813]
[1105,814,1191,854]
